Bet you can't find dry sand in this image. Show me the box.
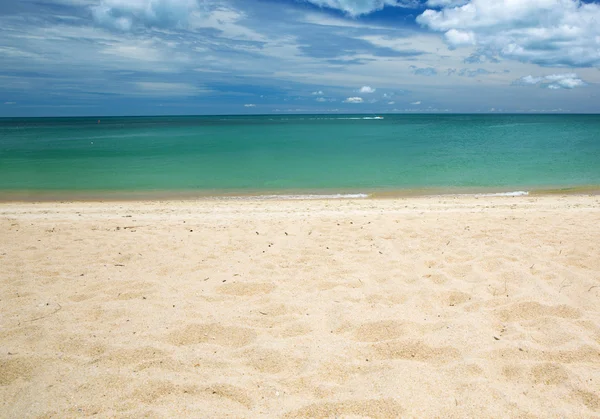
[1,195,599,418]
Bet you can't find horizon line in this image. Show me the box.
[2,112,600,119]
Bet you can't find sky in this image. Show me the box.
[1,0,600,116]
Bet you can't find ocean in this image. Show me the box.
[1,114,599,199]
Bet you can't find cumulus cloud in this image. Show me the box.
[417,0,600,67]
[316,97,327,102]
[444,28,476,46]
[92,0,199,31]
[359,86,376,93]
[312,90,324,95]
[387,101,395,104]
[302,0,419,17]
[344,96,364,103]
[411,101,421,105]
[513,73,587,89]
[244,103,256,107]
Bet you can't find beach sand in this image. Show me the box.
[1,195,599,418]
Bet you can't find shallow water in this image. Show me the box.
[1,114,599,197]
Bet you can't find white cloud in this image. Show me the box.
[411,101,422,105]
[316,97,337,102]
[513,73,587,89]
[410,66,438,76]
[303,0,419,17]
[93,0,199,31]
[344,97,364,103]
[190,8,269,43]
[244,104,256,107]
[426,0,468,6]
[444,28,476,46]
[387,101,395,104]
[359,85,376,93]
[4,102,16,105]
[417,0,600,67]
[4,0,599,115]
[312,90,324,95]
[517,75,544,85]
[22,0,97,4]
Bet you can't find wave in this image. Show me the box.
[221,193,369,200]
[253,117,384,121]
[475,191,530,197]
[331,117,384,120]
[486,123,543,129]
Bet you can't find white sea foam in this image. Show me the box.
[265,117,384,121]
[476,191,530,197]
[336,117,384,120]
[222,193,369,201]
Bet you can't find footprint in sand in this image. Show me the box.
[531,363,569,385]
[166,323,256,348]
[0,357,35,385]
[351,320,410,342]
[495,301,581,322]
[243,347,301,374]
[444,291,472,307]
[284,399,403,418]
[269,322,313,338]
[131,380,201,404]
[571,389,600,412]
[423,272,450,285]
[371,340,460,363]
[205,384,253,409]
[53,335,108,357]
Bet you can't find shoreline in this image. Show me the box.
[0,184,599,202]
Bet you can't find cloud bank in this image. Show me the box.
[417,0,600,67]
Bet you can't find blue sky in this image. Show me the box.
[1,0,599,116]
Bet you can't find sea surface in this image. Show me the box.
[1,114,599,198]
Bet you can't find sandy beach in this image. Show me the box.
[1,195,599,418]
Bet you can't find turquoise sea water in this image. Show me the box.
[1,114,599,197]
